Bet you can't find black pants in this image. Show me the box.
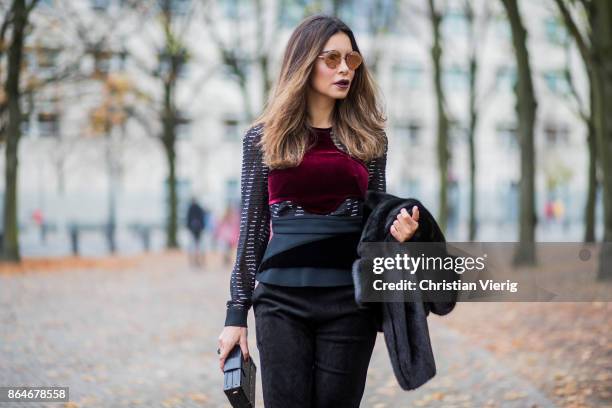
[252,282,379,408]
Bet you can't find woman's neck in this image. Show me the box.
[306,88,335,128]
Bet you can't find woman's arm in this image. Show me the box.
[224,124,271,327]
[367,132,388,193]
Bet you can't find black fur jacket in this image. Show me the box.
[352,190,457,391]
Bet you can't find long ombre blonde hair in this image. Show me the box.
[253,14,387,169]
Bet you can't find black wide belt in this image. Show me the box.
[255,215,363,286]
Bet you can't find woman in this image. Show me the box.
[217,14,420,407]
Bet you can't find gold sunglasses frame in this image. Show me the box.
[317,50,363,70]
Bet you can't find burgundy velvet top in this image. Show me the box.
[267,127,369,214]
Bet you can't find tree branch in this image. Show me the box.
[25,0,40,16]
[0,2,16,61]
[562,41,589,122]
[553,0,592,67]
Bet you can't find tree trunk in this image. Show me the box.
[2,0,27,262]
[159,0,181,250]
[555,0,611,278]
[591,0,612,279]
[428,0,449,233]
[164,143,178,249]
[501,0,537,265]
[162,80,178,249]
[465,2,479,242]
[105,131,117,254]
[584,80,596,243]
[467,56,478,241]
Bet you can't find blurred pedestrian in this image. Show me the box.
[214,204,240,265]
[32,208,46,243]
[186,197,207,267]
[544,199,555,228]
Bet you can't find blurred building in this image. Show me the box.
[5,0,599,255]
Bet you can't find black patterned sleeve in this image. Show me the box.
[367,132,388,193]
[224,124,271,327]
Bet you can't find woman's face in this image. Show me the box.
[309,32,356,100]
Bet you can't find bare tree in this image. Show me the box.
[120,0,198,249]
[464,0,492,241]
[428,0,450,233]
[558,37,597,243]
[554,0,612,279]
[88,74,143,253]
[0,2,17,138]
[2,0,40,261]
[501,0,537,265]
[202,0,280,122]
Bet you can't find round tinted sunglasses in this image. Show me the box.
[318,50,363,70]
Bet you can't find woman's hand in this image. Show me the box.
[218,326,249,372]
[390,206,420,242]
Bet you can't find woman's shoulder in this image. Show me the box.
[242,123,267,165]
[244,123,265,142]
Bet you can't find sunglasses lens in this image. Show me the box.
[324,51,341,68]
[346,52,362,69]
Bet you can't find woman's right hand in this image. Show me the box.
[218,326,249,372]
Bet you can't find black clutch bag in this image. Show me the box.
[223,345,257,408]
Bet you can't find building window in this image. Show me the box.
[336,0,378,34]
[29,47,59,77]
[158,50,188,78]
[177,61,189,78]
[92,49,112,76]
[449,121,468,145]
[88,49,127,77]
[226,179,239,206]
[394,121,421,145]
[408,122,421,144]
[175,111,191,139]
[443,10,468,36]
[20,113,31,136]
[499,180,519,222]
[165,178,191,212]
[397,176,420,199]
[337,6,356,31]
[90,0,110,11]
[392,62,423,90]
[544,17,568,45]
[170,0,190,15]
[222,0,242,19]
[405,178,421,197]
[37,47,60,69]
[112,51,127,72]
[495,65,516,92]
[224,118,240,141]
[493,14,512,40]
[278,0,306,29]
[496,122,518,151]
[544,123,570,146]
[543,70,569,94]
[444,65,469,91]
[220,55,250,81]
[38,112,60,138]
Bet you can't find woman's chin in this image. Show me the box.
[330,90,350,100]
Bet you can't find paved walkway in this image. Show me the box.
[0,253,558,407]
